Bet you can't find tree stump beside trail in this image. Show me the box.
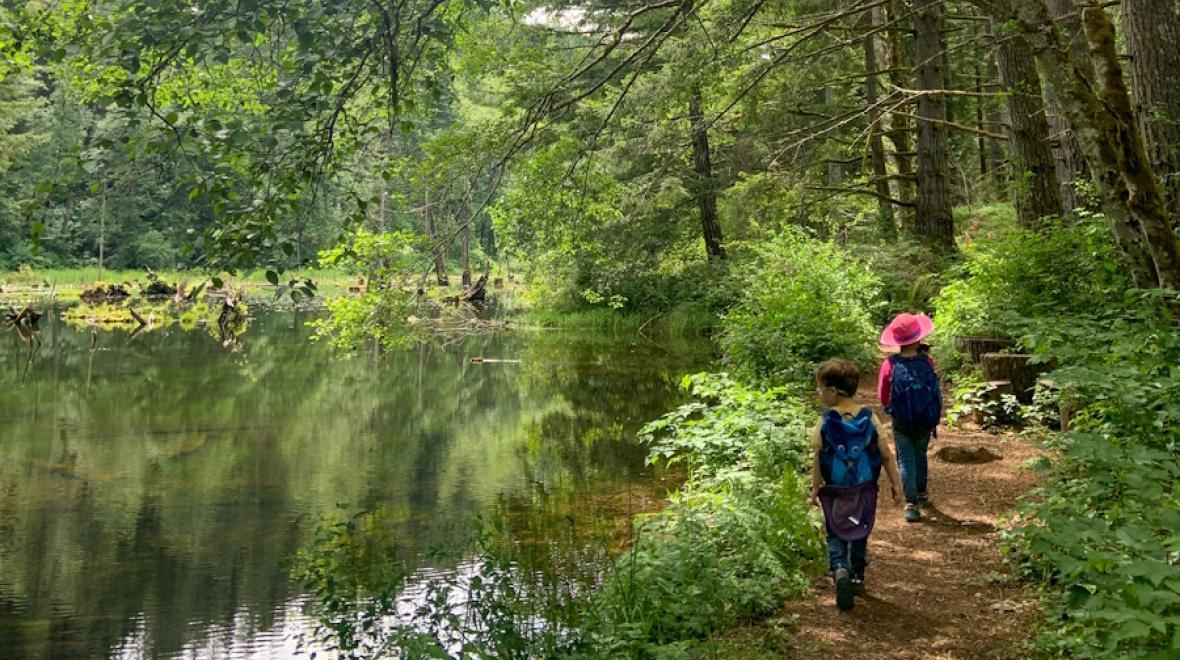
[980,353,1053,403]
[971,380,1013,425]
[955,336,1017,364]
[1038,378,1082,432]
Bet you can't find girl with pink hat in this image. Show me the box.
[876,313,943,522]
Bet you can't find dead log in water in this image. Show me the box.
[141,269,177,297]
[79,283,130,305]
[459,272,489,303]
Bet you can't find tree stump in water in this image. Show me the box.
[980,353,1053,403]
[955,336,1017,364]
[80,283,131,305]
[459,272,488,303]
[141,278,177,297]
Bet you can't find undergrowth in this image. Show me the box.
[930,215,1180,658]
[1002,292,1180,658]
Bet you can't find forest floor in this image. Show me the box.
[703,385,1044,659]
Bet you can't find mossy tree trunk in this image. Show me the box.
[991,1,1180,289]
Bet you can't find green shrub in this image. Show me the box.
[720,229,880,386]
[587,373,823,656]
[1000,293,1180,657]
[642,372,813,481]
[930,213,1123,366]
[586,478,817,657]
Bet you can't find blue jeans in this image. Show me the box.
[893,420,933,504]
[826,530,867,580]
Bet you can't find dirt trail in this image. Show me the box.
[782,387,1042,659]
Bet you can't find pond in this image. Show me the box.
[0,307,713,659]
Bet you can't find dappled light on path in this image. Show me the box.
[783,387,1040,659]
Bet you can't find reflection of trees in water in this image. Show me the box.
[0,315,708,658]
[5,305,43,380]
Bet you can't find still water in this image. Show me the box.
[0,308,712,658]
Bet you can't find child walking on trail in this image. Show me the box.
[877,312,944,523]
[810,358,902,611]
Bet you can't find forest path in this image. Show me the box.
[781,386,1042,659]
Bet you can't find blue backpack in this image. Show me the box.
[819,408,882,487]
[887,354,943,431]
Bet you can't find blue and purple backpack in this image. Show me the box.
[818,408,882,541]
[887,354,943,432]
[819,407,882,487]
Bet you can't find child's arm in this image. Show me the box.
[808,422,823,505]
[874,414,902,503]
[877,359,893,407]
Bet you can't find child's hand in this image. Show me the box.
[890,482,901,503]
[809,485,821,506]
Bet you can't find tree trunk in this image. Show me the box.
[992,23,1064,226]
[424,194,449,287]
[954,335,1017,364]
[864,7,897,239]
[981,353,1053,403]
[975,57,988,181]
[913,0,956,251]
[825,85,843,186]
[688,85,725,260]
[1123,0,1180,227]
[979,29,1008,185]
[1002,1,1172,288]
[884,0,917,233]
[1045,0,1094,212]
[1082,7,1180,288]
[98,181,106,283]
[986,98,1006,180]
[461,222,472,287]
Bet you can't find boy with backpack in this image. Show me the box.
[809,358,901,611]
[877,312,943,523]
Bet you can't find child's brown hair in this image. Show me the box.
[816,358,860,397]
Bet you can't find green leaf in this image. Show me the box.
[266,270,280,285]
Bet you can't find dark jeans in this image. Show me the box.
[826,530,867,580]
[893,420,933,504]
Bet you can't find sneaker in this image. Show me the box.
[917,493,932,507]
[834,567,854,610]
[851,576,865,595]
[904,503,921,522]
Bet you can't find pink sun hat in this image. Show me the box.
[880,312,935,347]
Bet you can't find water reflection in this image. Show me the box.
[0,308,711,658]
